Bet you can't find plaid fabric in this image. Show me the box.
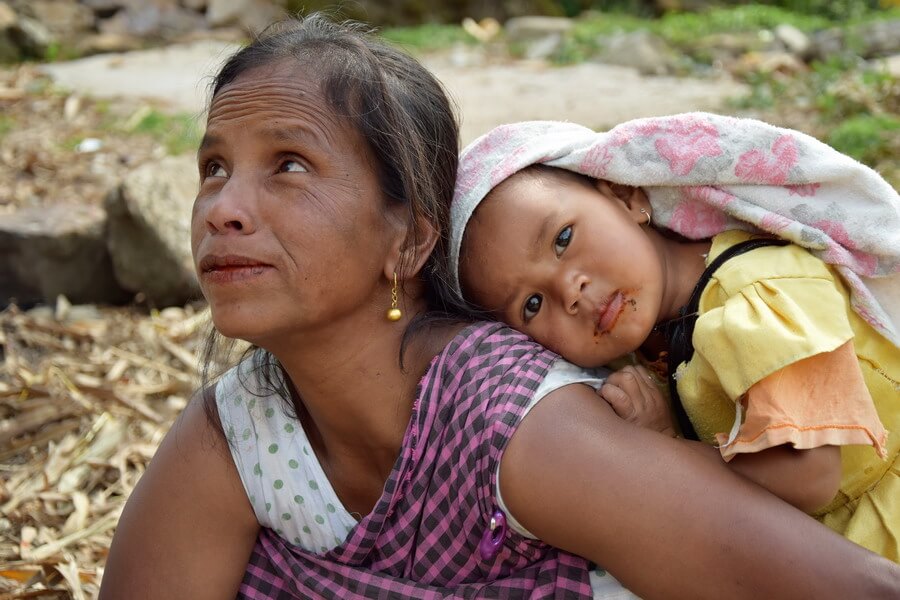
[238,321,593,599]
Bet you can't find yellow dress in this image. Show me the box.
[675,230,900,561]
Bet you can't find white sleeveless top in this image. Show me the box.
[216,356,639,598]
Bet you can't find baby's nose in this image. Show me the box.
[563,275,589,315]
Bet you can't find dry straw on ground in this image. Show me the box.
[0,298,211,599]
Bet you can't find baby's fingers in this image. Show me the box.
[598,383,635,420]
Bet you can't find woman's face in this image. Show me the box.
[192,61,399,345]
[460,173,665,367]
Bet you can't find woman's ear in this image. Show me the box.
[595,180,652,224]
[383,215,440,282]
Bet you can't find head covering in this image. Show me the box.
[449,113,900,348]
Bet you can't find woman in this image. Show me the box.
[100,15,900,599]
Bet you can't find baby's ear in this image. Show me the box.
[595,180,640,206]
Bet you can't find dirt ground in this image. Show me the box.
[38,40,747,144]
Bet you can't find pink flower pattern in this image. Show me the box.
[579,143,612,176]
[786,183,820,197]
[654,118,722,176]
[760,212,794,234]
[735,135,798,184]
[669,195,728,238]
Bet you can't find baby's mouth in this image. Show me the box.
[595,291,626,336]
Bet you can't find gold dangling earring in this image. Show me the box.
[640,207,652,226]
[386,272,402,322]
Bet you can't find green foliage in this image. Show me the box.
[827,114,900,164]
[380,24,474,51]
[654,6,831,45]
[564,5,833,64]
[761,0,880,20]
[733,52,900,179]
[42,41,82,63]
[0,115,14,139]
[129,109,203,155]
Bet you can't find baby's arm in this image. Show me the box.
[688,441,842,513]
[605,344,873,513]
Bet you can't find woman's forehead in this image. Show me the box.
[205,61,356,148]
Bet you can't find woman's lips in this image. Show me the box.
[595,291,625,335]
[199,254,274,284]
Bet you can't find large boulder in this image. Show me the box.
[0,1,53,62]
[206,0,283,32]
[504,16,573,60]
[595,30,680,76]
[105,155,201,307]
[97,0,207,39]
[810,19,900,61]
[0,204,128,307]
[28,1,95,38]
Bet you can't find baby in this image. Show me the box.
[448,116,899,561]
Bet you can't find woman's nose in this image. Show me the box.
[559,273,589,315]
[204,177,258,235]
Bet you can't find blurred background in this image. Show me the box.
[0,1,898,597]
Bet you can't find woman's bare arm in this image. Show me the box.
[100,391,260,599]
[501,384,900,600]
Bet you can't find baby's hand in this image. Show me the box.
[599,365,676,437]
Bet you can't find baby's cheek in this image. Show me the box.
[534,327,576,358]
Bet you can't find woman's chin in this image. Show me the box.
[209,310,267,344]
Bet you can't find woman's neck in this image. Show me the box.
[261,304,462,501]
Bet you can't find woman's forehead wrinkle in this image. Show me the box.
[209,95,348,157]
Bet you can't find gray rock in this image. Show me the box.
[505,16,574,40]
[98,0,207,39]
[504,16,573,61]
[206,0,282,32]
[29,0,95,37]
[884,54,900,77]
[0,2,55,61]
[0,1,14,28]
[4,16,54,60]
[693,31,773,61]
[0,204,128,307]
[75,31,143,55]
[105,155,201,307]
[595,30,679,76]
[0,2,19,61]
[774,24,810,56]
[180,0,208,11]
[81,0,128,12]
[810,19,900,60]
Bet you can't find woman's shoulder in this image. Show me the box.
[439,321,557,374]
[420,320,559,417]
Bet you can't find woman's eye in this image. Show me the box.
[204,161,227,179]
[279,159,308,173]
[523,294,542,322]
[554,226,573,256]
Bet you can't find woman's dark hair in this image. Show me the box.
[199,13,464,427]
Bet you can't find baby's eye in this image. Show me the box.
[279,159,308,173]
[523,294,543,322]
[204,161,227,179]
[554,226,573,256]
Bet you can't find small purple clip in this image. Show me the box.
[479,509,507,561]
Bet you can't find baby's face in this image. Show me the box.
[460,172,664,367]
